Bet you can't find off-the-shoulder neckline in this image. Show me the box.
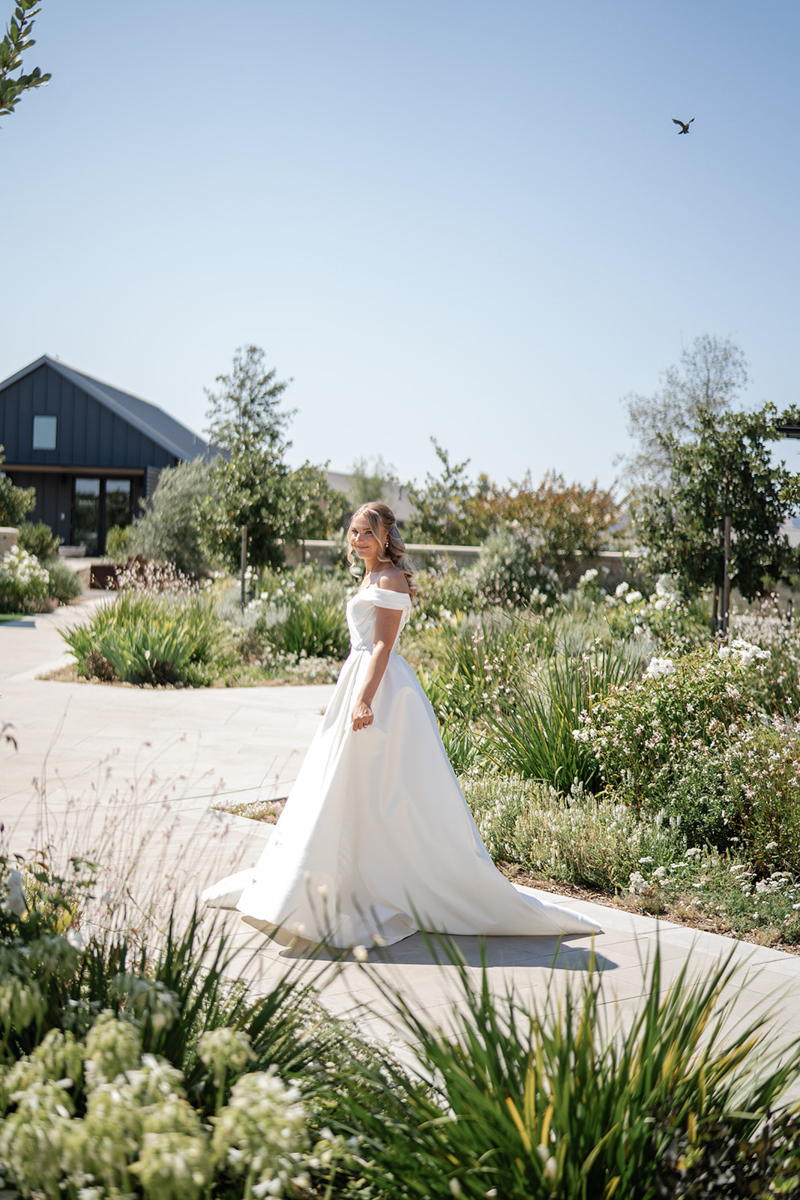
[352,585,412,602]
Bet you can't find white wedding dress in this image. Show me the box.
[202,587,602,948]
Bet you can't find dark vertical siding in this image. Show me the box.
[0,364,175,470]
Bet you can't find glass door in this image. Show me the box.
[105,479,132,534]
[74,478,100,555]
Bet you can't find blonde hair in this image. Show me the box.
[348,501,417,600]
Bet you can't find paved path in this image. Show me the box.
[2,605,800,1090]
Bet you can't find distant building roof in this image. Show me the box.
[326,471,415,522]
[0,355,218,463]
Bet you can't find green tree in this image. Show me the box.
[1,1,50,118]
[284,461,349,543]
[201,346,344,572]
[348,456,397,508]
[405,439,489,545]
[471,470,621,584]
[132,459,213,577]
[0,446,35,526]
[635,403,800,607]
[618,335,748,492]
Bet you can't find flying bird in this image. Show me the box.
[672,118,695,134]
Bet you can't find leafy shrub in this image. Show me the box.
[732,596,800,710]
[0,544,50,613]
[241,566,351,662]
[16,519,60,560]
[132,459,213,578]
[483,641,642,790]
[413,556,482,624]
[328,940,800,1200]
[576,641,800,871]
[266,591,350,660]
[464,775,681,890]
[474,527,559,608]
[604,576,709,653]
[61,591,222,685]
[106,523,134,561]
[575,642,764,805]
[43,557,83,604]
[0,446,35,526]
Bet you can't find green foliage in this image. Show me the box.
[61,591,222,685]
[16,519,59,560]
[405,438,489,545]
[204,343,293,457]
[635,402,800,602]
[246,568,351,661]
[474,527,560,607]
[0,445,35,526]
[483,641,642,790]
[105,522,134,562]
[0,858,329,1200]
[575,642,800,870]
[412,557,482,625]
[201,346,344,572]
[349,455,397,507]
[0,543,49,612]
[473,470,621,582]
[464,775,678,890]
[602,577,710,653]
[265,591,350,660]
[0,0,51,118]
[43,557,82,603]
[133,459,213,578]
[283,460,350,543]
[620,334,749,491]
[328,940,800,1200]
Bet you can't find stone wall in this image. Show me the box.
[0,527,19,559]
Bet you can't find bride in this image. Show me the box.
[202,502,601,949]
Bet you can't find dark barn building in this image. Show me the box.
[0,356,216,555]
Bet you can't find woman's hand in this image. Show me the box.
[351,700,374,731]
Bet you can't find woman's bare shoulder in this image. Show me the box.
[377,567,411,595]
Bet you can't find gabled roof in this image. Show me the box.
[0,355,219,462]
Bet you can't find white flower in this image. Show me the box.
[352,945,369,963]
[629,871,648,895]
[198,1028,254,1086]
[6,868,28,916]
[615,582,630,597]
[65,927,85,951]
[625,591,643,605]
[645,656,675,680]
[317,884,328,900]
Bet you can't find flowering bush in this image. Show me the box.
[731,596,800,710]
[117,555,199,595]
[0,544,50,613]
[412,556,482,626]
[603,576,708,652]
[0,858,342,1200]
[574,640,800,868]
[474,528,559,609]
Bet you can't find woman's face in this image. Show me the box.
[350,514,384,562]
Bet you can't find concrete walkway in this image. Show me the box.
[2,604,800,1086]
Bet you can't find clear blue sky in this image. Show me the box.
[3,1,800,490]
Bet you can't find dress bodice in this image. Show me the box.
[346,587,413,652]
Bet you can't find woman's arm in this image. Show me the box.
[351,604,404,730]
